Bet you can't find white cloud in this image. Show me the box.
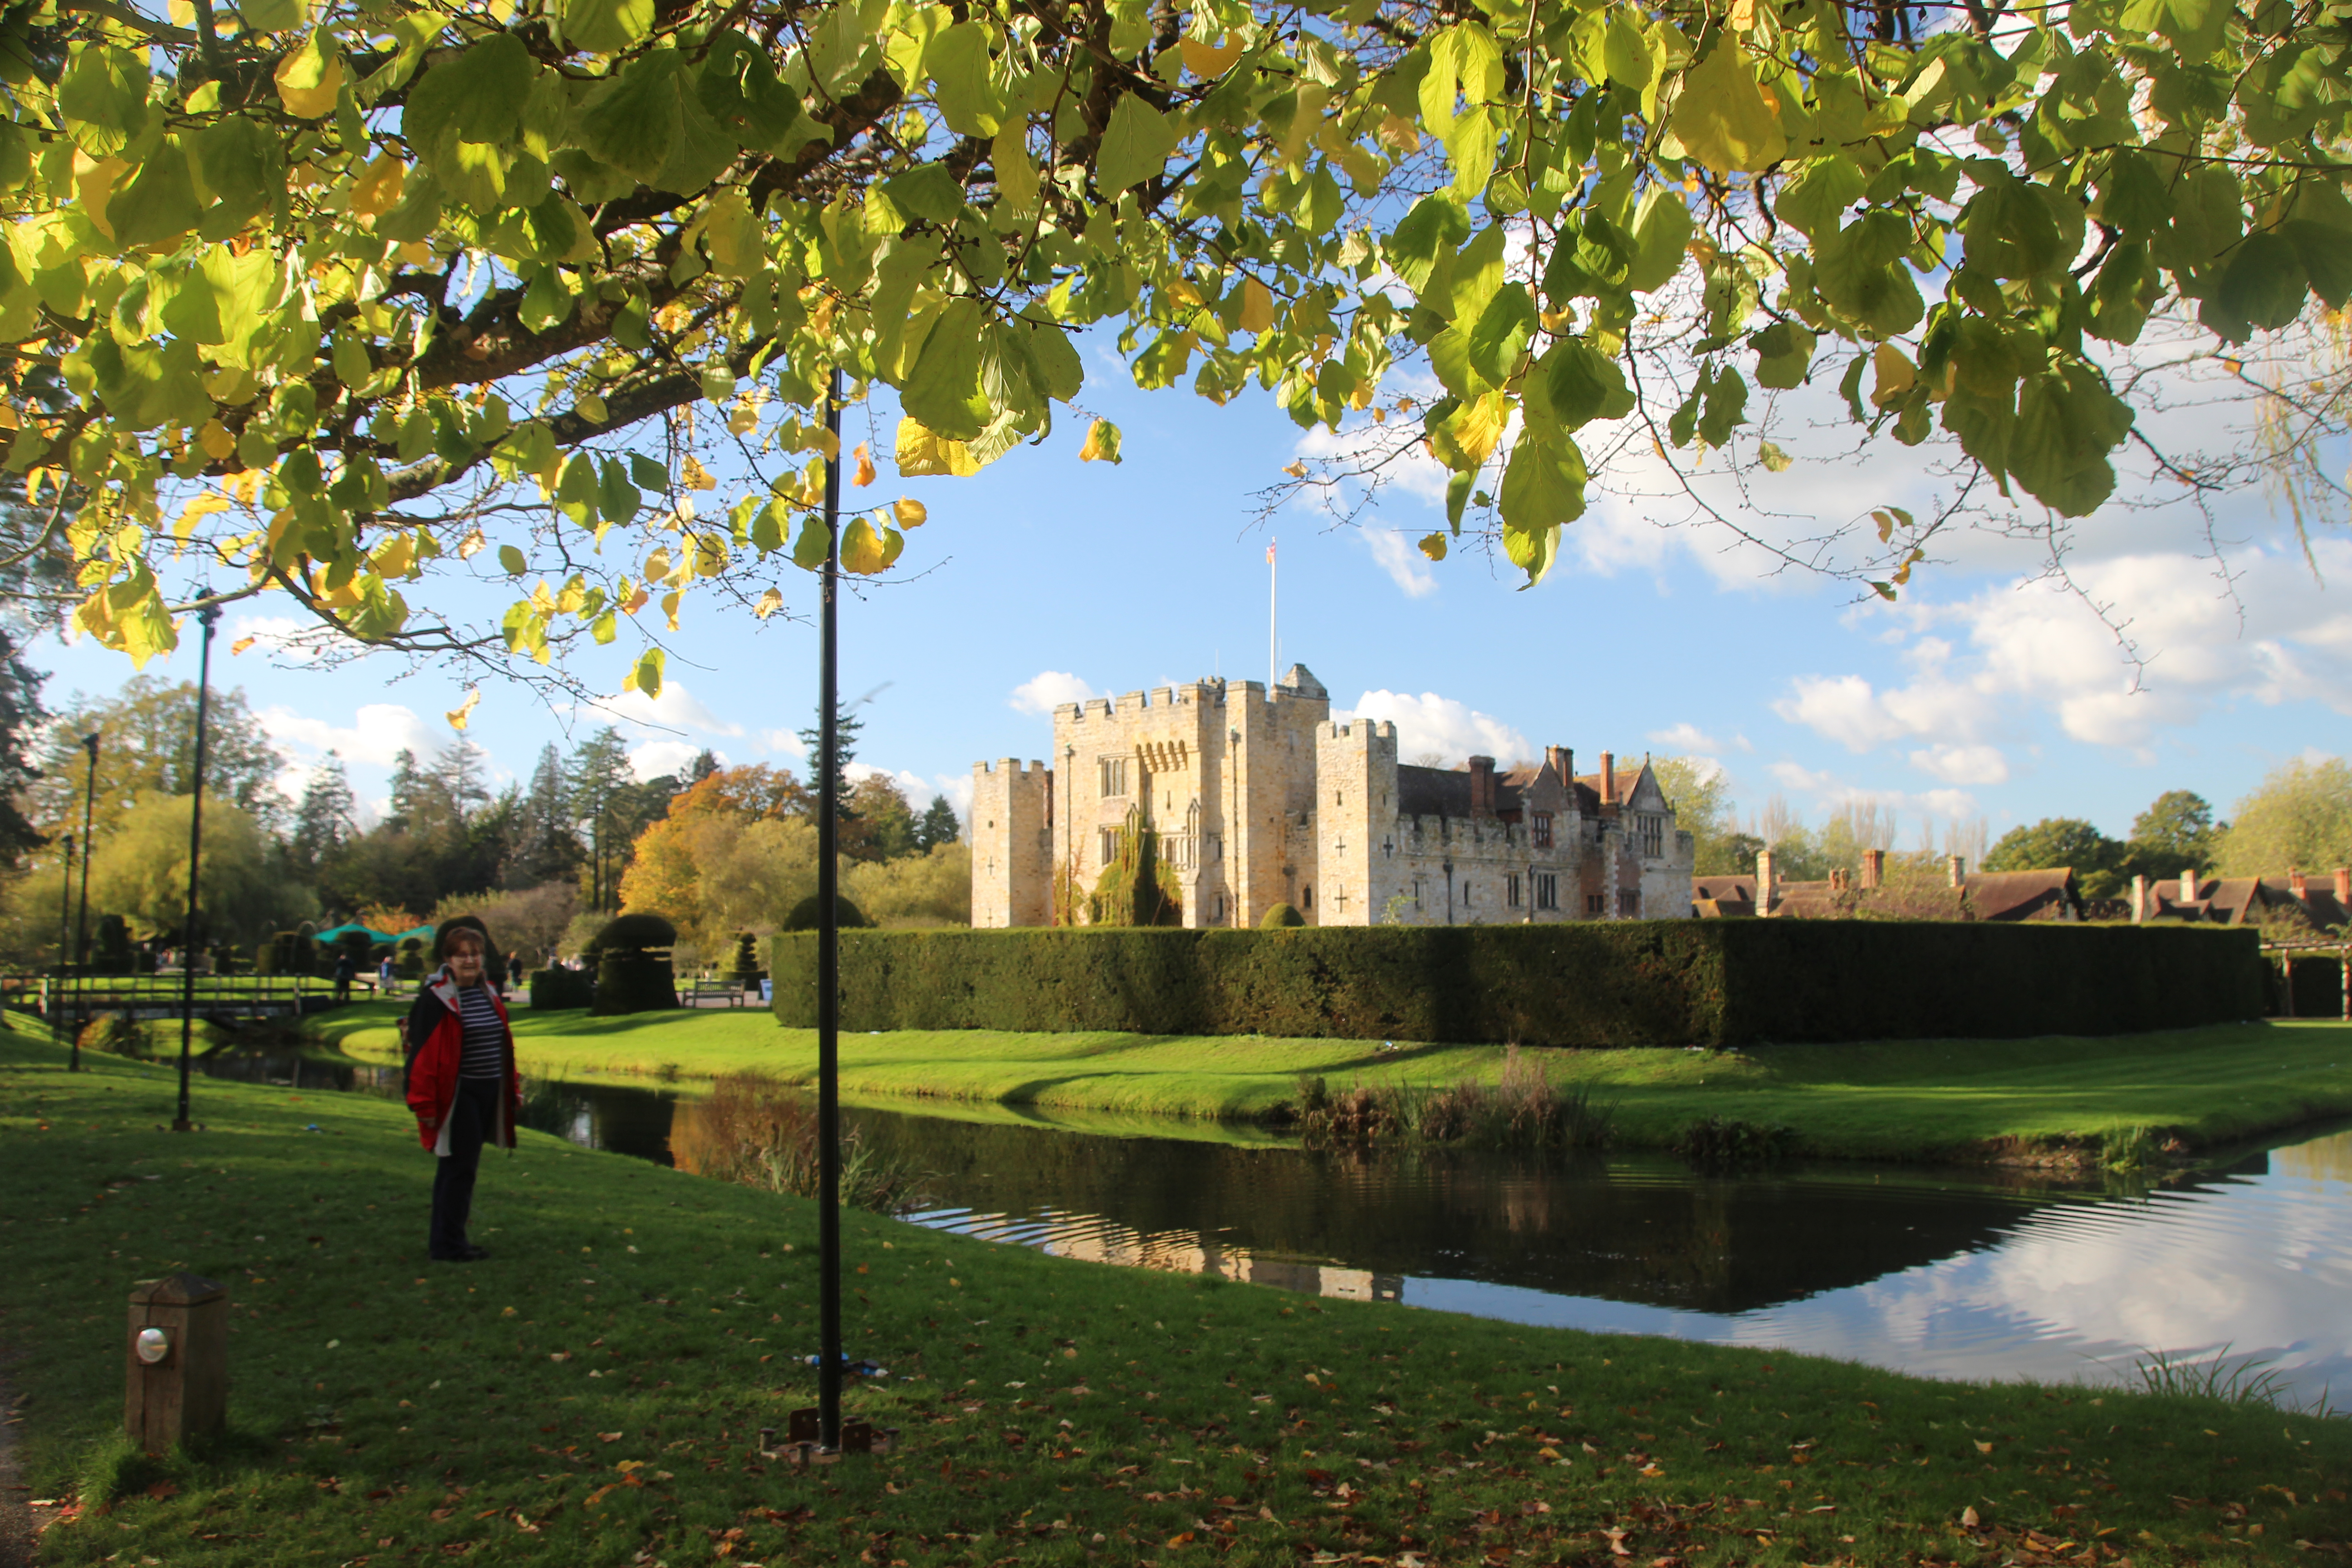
[1010,671,1100,715]
[1770,539,2352,763]
[584,680,744,737]
[1909,743,2010,785]
[1648,721,1750,755]
[1764,761,1982,827]
[260,701,439,770]
[758,727,811,760]
[1363,529,1439,598]
[629,740,704,782]
[1339,690,1530,766]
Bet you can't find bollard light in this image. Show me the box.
[126,1272,228,1454]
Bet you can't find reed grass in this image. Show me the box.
[1297,1044,1617,1150]
[693,1069,928,1213]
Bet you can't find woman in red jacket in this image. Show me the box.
[402,917,522,1263]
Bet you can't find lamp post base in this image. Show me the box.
[170,1118,193,1132]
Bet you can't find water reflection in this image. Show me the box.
[196,1049,2352,1406]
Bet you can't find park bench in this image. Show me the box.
[683,977,746,1008]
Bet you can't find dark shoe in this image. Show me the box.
[461,1244,491,1260]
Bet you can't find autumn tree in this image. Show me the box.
[0,0,2341,693]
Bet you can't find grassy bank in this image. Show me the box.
[5,1017,2348,1567]
[306,1003,2352,1161]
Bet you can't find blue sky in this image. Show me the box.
[27,327,2352,850]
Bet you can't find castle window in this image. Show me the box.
[1098,756,1128,797]
[1619,887,1642,916]
[1536,872,1558,911]
[1098,828,1120,862]
[1532,812,1554,849]
[1638,813,1664,858]
[1411,878,1424,908]
[1303,886,1313,909]
[1586,892,1605,915]
[1507,874,1522,908]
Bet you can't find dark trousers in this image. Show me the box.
[429,1077,500,1259]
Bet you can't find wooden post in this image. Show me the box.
[126,1273,227,1454]
[2281,954,2296,1019]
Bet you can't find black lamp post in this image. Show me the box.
[815,366,845,1452]
[172,605,220,1134]
[55,829,73,1067]
[73,730,98,1068]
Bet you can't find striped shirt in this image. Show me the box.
[456,984,505,1079]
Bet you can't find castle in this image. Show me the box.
[971,664,1695,928]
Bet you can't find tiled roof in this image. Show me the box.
[1962,869,2078,921]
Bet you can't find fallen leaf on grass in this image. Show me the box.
[1961,1506,1981,1528]
[1603,1526,1633,1557]
[144,1482,177,1501]
[597,1431,622,1442]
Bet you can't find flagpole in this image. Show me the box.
[1267,538,1277,687]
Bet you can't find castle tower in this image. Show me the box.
[1315,718,1401,925]
[970,759,1053,927]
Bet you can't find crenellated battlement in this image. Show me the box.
[977,656,1690,929]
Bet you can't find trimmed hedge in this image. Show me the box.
[768,921,2264,1046]
[530,966,594,1010]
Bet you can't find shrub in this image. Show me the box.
[396,937,425,980]
[591,910,678,1015]
[1298,1048,1615,1150]
[781,894,869,932]
[597,911,679,949]
[769,922,2263,1046]
[529,966,594,1010]
[729,931,762,984]
[1260,902,1305,928]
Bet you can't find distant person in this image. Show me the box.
[332,951,355,1003]
[401,917,520,1264]
[378,954,395,996]
[508,952,524,991]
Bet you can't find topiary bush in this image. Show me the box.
[530,966,594,1010]
[781,894,869,932]
[591,912,679,1015]
[397,937,425,980]
[730,931,762,984]
[1259,903,1306,928]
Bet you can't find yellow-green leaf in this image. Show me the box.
[1096,94,1179,194]
[1669,41,1788,174]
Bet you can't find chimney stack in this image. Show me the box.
[2289,866,2308,899]
[1467,755,1496,817]
[1830,867,1850,894]
[2180,869,2198,905]
[2336,867,2351,904]
[1755,848,1777,915]
[1947,855,1966,888]
[1546,744,1572,781]
[1598,751,1616,807]
[2131,873,2147,924]
[1860,848,1885,890]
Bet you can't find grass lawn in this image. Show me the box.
[306,1003,2352,1161]
[5,1015,2348,1568]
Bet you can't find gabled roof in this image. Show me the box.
[1963,869,2079,921]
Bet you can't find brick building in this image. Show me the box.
[971,663,1695,929]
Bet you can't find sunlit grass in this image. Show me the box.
[5,1017,2349,1566]
[309,1003,2352,1161]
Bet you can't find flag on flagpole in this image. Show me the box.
[1267,541,1276,564]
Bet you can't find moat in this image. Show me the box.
[200,1046,2352,1411]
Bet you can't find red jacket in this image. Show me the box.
[402,970,521,1153]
